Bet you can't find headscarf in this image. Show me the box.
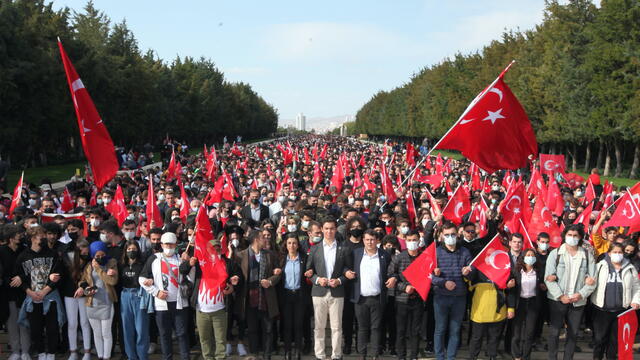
[89,241,109,259]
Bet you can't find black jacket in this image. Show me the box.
[350,248,391,306]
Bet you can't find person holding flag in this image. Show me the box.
[544,224,596,360]
[589,242,640,360]
[431,222,472,360]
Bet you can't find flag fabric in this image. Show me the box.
[426,190,442,219]
[470,234,511,288]
[433,62,538,174]
[602,181,615,209]
[618,308,638,360]
[527,168,546,199]
[110,185,128,226]
[401,242,437,301]
[603,191,640,233]
[406,192,417,227]
[58,39,118,189]
[584,180,596,205]
[628,181,640,206]
[60,187,75,213]
[166,150,177,182]
[42,212,88,237]
[194,207,228,308]
[8,172,24,219]
[528,198,563,248]
[546,179,564,216]
[146,180,163,229]
[414,174,445,187]
[498,181,526,233]
[381,163,397,204]
[519,219,536,250]
[406,143,417,167]
[574,201,594,231]
[539,154,566,176]
[441,184,471,225]
[179,181,190,224]
[477,197,490,238]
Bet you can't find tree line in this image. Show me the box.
[0,0,278,168]
[353,0,640,178]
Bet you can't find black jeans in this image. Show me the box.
[111,300,124,354]
[468,321,504,358]
[547,301,584,360]
[592,307,624,360]
[282,290,305,353]
[380,295,396,351]
[246,306,273,356]
[155,302,190,360]
[533,292,549,342]
[354,296,383,356]
[28,302,59,354]
[342,294,356,349]
[511,297,539,359]
[395,298,423,359]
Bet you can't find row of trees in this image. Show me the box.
[353,0,640,178]
[0,0,278,167]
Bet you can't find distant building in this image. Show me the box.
[296,113,306,131]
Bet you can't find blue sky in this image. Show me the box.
[52,0,557,126]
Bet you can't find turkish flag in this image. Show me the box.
[41,212,88,237]
[406,192,417,228]
[604,191,640,233]
[166,150,177,182]
[60,187,75,213]
[628,181,640,207]
[528,198,562,248]
[470,234,511,288]
[441,184,471,225]
[406,143,417,166]
[358,154,366,168]
[146,180,163,229]
[415,174,445,187]
[546,179,564,216]
[477,197,490,238]
[8,172,24,219]
[433,62,538,174]
[320,143,328,160]
[194,207,228,303]
[584,180,596,205]
[313,163,323,189]
[426,190,442,219]
[402,242,437,301]
[58,40,118,190]
[381,163,397,203]
[179,180,190,224]
[527,168,547,199]
[203,144,209,159]
[574,201,594,231]
[602,181,615,209]
[618,308,638,360]
[499,182,527,233]
[519,219,536,250]
[539,154,566,176]
[110,185,128,227]
[563,173,584,189]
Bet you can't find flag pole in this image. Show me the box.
[425,60,516,159]
[469,233,501,266]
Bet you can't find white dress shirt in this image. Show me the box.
[323,239,337,279]
[360,250,381,297]
[520,269,537,298]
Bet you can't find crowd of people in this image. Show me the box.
[0,134,639,360]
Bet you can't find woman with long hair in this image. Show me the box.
[119,240,149,360]
[63,236,92,360]
[278,233,307,360]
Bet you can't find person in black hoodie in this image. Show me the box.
[1,224,31,360]
[15,225,64,360]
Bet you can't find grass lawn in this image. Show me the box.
[7,161,87,190]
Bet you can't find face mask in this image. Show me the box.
[100,233,109,243]
[171,215,180,221]
[44,208,55,214]
[90,219,101,228]
[163,248,175,257]
[95,257,107,265]
[625,252,635,259]
[406,241,419,251]
[312,236,322,243]
[379,196,386,203]
[191,207,199,213]
[491,198,497,204]
[153,242,162,251]
[301,220,310,229]
[79,254,90,261]
[538,242,549,251]
[126,214,135,220]
[126,250,139,260]
[287,224,297,233]
[67,232,79,241]
[97,198,103,205]
[348,197,355,205]
[575,191,583,197]
[124,231,136,240]
[383,220,391,226]
[400,226,409,235]
[350,228,364,238]
[443,234,457,246]
[158,194,166,201]
[251,198,259,205]
[103,198,111,205]
[289,195,297,201]
[610,253,624,264]
[231,239,240,248]
[28,199,37,207]
[363,200,370,207]
[421,218,429,227]
[524,256,537,265]
[492,185,500,191]
[278,196,285,203]
[565,236,579,247]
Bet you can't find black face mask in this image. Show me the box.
[95,257,106,265]
[126,250,139,260]
[79,254,90,261]
[153,242,162,251]
[39,238,48,248]
[625,252,635,259]
[68,232,79,241]
[349,228,364,238]
[251,198,259,205]
[44,208,55,214]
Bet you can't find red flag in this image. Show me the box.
[471,164,481,191]
[564,173,584,189]
[406,143,417,167]
[528,198,562,248]
[628,181,640,207]
[426,190,442,219]
[414,174,445,187]
[519,219,535,250]
[111,185,128,227]
[406,192,417,227]
[358,154,366,168]
[618,308,638,360]
[401,242,437,301]
[498,182,526,233]
[313,163,323,189]
[470,234,511,288]
[435,153,444,175]
[255,147,264,160]
[179,181,190,224]
[602,181,615,209]
[381,163,397,203]
[58,39,118,189]
[89,186,98,207]
[574,201,594,231]
[320,143,328,160]
[539,154,566,176]
[203,144,209,159]
[194,207,229,304]
[546,179,564,216]
[146,180,163,229]
[60,187,75,213]
[166,150,177,182]
[527,168,546,199]
[441,184,471,225]
[42,212,89,237]
[231,143,244,157]
[603,191,640,233]
[8,172,24,219]
[433,62,537,173]
[303,147,311,165]
[584,180,596,205]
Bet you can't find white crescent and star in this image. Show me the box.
[486,249,511,270]
[454,202,464,218]
[544,160,558,171]
[460,86,505,125]
[622,200,636,219]
[622,323,631,350]
[505,195,522,211]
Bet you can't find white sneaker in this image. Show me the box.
[46,354,55,360]
[237,343,248,356]
[148,342,157,355]
[68,352,79,360]
[8,353,21,360]
[37,353,46,360]
[82,353,91,360]
[21,354,32,360]
[225,343,233,356]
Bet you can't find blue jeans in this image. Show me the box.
[121,288,150,360]
[155,302,190,360]
[433,294,466,360]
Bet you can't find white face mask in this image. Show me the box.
[406,241,419,251]
[278,196,285,203]
[538,242,549,251]
[383,219,391,226]
[100,233,109,243]
[163,247,175,257]
[492,185,500,191]
[301,220,310,229]
[171,215,180,221]
[28,199,37,207]
[158,194,165,201]
[312,236,322,243]
[363,199,370,207]
[126,214,135,220]
[400,226,409,235]
[191,207,199,213]
[524,256,537,265]
[565,236,579,247]
[287,224,297,233]
[610,253,624,264]
[443,234,457,246]
[231,239,239,248]
[348,197,355,205]
[421,218,429,227]
[123,231,136,240]
[90,219,101,228]
[103,198,111,205]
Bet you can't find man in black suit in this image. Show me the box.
[305,217,352,360]
[349,229,393,360]
[240,189,269,224]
